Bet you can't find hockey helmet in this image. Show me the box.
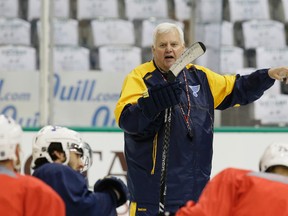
[259,142,288,172]
[32,125,83,168]
[0,114,23,161]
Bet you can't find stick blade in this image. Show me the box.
[168,42,206,81]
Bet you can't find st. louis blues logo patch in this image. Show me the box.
[189,85,200,97]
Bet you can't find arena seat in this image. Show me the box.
[0,45,37,71]
[34,18,79,46]
[53,45,90,72]
[75,0,121,20]
[173,0,191,21]
[26,0,70,21]
[124,0,169,20]
[254,47,288,68]
[85,18,135,48]
[134,18,184,48]
[223,0,270,22]
[92,45,141,74]
[234,19,286,49]
[0,0,20,18]
[220,45,244,74]
[0,18,31,46]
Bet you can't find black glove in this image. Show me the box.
[138,81,182,120]
[94,176,129,207]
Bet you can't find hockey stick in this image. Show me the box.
[158,42,206,215]
[166,41,206,82]
[158,107,172,216]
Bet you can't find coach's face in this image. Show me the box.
[152,29,185,72]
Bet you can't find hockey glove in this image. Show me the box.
[137,81,182,120]
[94,176,129,207]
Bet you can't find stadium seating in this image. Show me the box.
[1,0,288,126]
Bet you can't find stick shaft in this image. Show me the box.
[159,108,172,214]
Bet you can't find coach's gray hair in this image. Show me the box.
[152,22,185,47]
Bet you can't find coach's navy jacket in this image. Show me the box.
[114,60,274,214]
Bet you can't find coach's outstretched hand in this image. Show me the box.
[268,67,288,84]
[138,81,182,120]
[94,176,129,207]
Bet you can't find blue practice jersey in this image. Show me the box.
[33,163,117,216]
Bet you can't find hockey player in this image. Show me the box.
[0,115,65,216]
[259,142,288,176]
[31,125,128,216]
[176,142,288,216]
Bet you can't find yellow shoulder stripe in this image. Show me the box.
[193,64,237,108]
[114,61,155,124]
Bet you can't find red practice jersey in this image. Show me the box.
[176,168,288,216]
[0,168,65,216]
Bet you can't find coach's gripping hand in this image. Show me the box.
[137,81,182,120]
[94,176,129,207]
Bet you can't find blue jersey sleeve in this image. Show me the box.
[216,69,275,110]
[33,163,117,216]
